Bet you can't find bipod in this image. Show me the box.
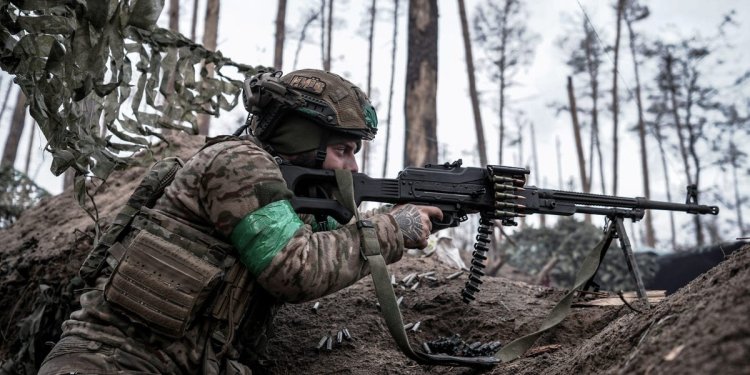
[583,213,650,308]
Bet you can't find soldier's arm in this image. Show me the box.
[200,142,406,303]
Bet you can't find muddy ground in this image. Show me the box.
[1,133,748,374]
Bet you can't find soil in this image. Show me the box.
[1,133,748,374]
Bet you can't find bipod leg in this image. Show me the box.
[613,216,650,308]
[582,219,617,293]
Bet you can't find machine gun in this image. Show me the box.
[280,159,719,367]
[281,159,719,302]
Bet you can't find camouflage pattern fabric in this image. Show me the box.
[40,138,405,374]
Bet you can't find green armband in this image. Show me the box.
[230,200,303,276]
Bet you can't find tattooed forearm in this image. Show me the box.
[391,204,423,244]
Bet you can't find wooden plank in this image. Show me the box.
[572,290,666,307]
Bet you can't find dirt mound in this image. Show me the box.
[263,244,749,375]
[1,134,748,374]
[0,134,203,372]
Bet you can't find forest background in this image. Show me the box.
[0,0,748,252]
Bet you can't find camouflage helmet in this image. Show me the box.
[243,69,378,143]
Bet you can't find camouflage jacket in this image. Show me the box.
[59,137,405,374]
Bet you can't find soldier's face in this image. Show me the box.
[323,140,359,172]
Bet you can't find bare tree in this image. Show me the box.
[381,0,400,177]
[555,136,563,189]
[197,0,220,135]
[662,47,702,246]
[583,20,605,194]
[327,0,333,71]
[320,0,326,69]
[361,0,377,175]
[718,103,749,236]
[292,10,321,70]
[559,16,606,194]
[624,0,655,247]
[404,0,438,167]
[169,0,180,32]
[530,122,544,227]
[0,81,14,123]
[728,140,746,236]
[24,120,35,175]
[474,0,537,165]
[646,93,677,249]
[274,0,288,70]
[611,0,624,195]
[319,0,334,71]
[654,34,727,247]
[458,0,487,166]
[1,90,27,168]
[566,76,591,224]
[566,76,588,194]
[190,0,199,41]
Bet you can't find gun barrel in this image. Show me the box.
[525,188,719,216]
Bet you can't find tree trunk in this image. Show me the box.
[274,0,287,71]
[197,0,220,136]
[24,121,34,175]
[583,23,604,194]
[664,54,692,184]
[162,1,180,138]
[684,71,704,247]
[366,0,377,97]
[530,122,544,228]
[292,11,319,70]
[566,77,588,193]
[169,0,180,32]
[497,0,511,165]
[566,76,590,224]
[730,141,745,235]
[320,0,326,69]
[457,0,487,166]
[324,0,334,71]
[626,17,655,247]
[651,97,677,250]
[556,136,563,189]
[611,0,624,195]
[1,91,27,168]
[361,0,377,175]
[190,0,199,40]
[664,52,703,246]
[381,0,399,178]
[0,81,14,125]
[404,0,438,168]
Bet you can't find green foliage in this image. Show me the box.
[0,167,49,228]
[0,0,264,181]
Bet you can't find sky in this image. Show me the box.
[1,0,748,248]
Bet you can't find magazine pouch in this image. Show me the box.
[104,228,223,338]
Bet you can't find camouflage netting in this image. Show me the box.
[0,167,49,228]
[500,218,659,291]
[0,0,264,183]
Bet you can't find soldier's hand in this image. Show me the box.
[390,204,444,249]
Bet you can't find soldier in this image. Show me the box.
[38,69,442,374]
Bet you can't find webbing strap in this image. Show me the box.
[495,223,612,362]
[333,169,499,368]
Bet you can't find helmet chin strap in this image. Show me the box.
[314,133,329,169]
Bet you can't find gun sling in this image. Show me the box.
[333,169,500,367]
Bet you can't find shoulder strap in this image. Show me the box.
[79,157,184,285]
